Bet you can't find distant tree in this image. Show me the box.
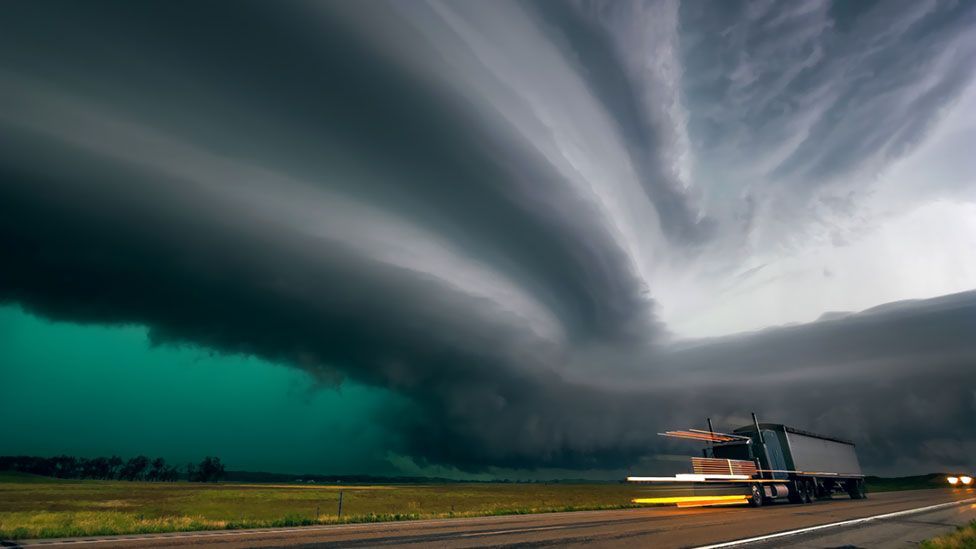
[119,455,150,481]
[107,456,123,480]
[145,458,164,481]
[194,457,225,482]
[0,456,46,476]
[28,456,54,476]
[2,455,210,483]
[74,457,88,478]
[51,455,79,478]
[82,457,108,479]
[160,464,180,482]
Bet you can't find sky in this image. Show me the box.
[0,0,974,477]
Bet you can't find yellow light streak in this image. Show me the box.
[633,495,749,508]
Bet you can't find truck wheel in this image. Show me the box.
[788,481,804,504]
[848,480,867,500]
[803,481,814,504]
[748,483,764,507]
[819,481,833,500]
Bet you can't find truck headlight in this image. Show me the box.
[947,476,959,485]
[961,476,973,485]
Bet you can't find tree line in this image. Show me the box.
[0,455,225,482]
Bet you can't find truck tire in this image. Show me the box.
[818,480,833,500]
[788,480,804,504]
[803,481,814,504]
[848,479,867,500]
[748,483,764,507]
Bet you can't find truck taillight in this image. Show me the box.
[961,476,973,485]
[947,476,959,485]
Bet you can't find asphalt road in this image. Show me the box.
[750,500,976,548]
[8,488,975,548]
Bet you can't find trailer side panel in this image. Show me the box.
[784,431,862,475]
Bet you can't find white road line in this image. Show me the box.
[458,525,570,537]
[693,497,976,549]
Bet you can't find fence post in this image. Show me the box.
[338,490,344,518]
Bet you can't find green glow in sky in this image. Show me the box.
[0,306,400,475]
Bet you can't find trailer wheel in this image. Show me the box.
[748,483,764,507]
[848,479,867,500]
[818,480,833,500]
[802,481,814,504]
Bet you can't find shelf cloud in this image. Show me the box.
[1,0,974,474]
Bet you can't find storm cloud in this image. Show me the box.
[1,0,974,474]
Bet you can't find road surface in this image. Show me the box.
[7,488,975,548]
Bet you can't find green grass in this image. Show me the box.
[865,473,951,492]
[921,520,976,549]
[0,474,646,539]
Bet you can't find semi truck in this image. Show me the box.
[628,413,866,507]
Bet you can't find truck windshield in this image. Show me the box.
[711,443,751,461]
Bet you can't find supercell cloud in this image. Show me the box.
[1,0,974,474]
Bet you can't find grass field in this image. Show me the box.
[865,473,953,492]
[0,471,949,540]
[921,520,976,549]
[0,472,648,539]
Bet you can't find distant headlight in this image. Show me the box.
[961,476,973,485]
[948,476,959,485]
